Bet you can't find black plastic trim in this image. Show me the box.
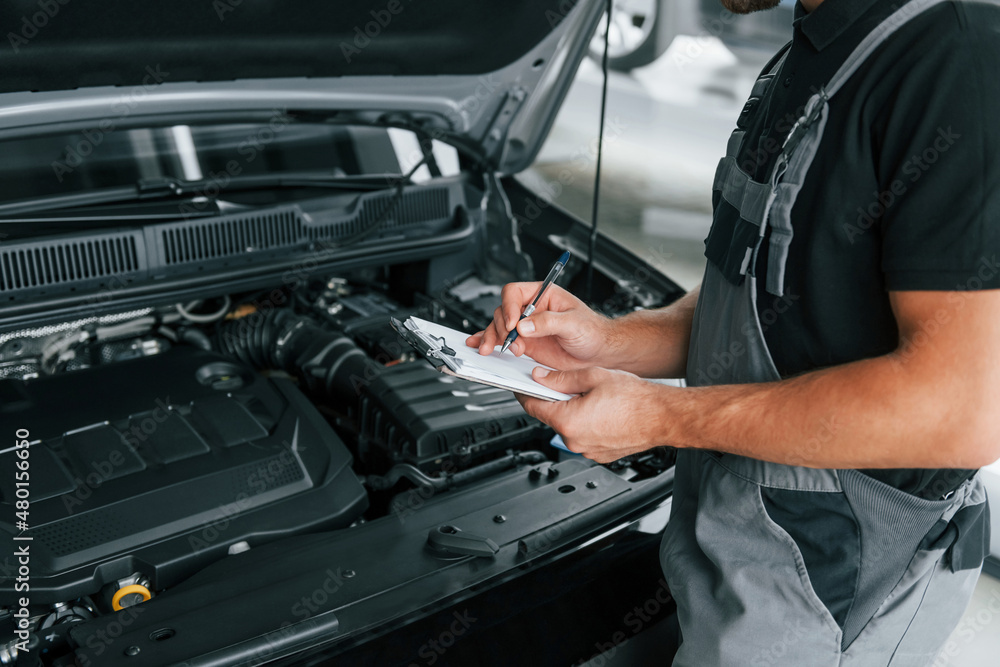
[67,462,673,666]
[0,188,475,331]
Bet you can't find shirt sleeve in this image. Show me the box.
[875,2,1000,291]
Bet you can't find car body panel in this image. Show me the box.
[0,0,606,175]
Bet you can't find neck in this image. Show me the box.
[800,0,824,11]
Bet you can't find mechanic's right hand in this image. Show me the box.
[465,282,613,370]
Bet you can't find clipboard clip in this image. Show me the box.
[389,317,462,373]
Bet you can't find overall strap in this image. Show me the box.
[763,0,953,296]
[762,39,794,77]
[826,0,952,97]
[727,40,793,160]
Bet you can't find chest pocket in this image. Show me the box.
[703,48,789,288]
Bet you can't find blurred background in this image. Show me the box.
[522,2,1000,665]
[520,0,794,290]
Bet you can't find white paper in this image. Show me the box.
[407,316,574,401]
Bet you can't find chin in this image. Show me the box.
[721,0,784,15]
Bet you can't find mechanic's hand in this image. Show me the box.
[466,282,614,370]
[517,366,671,463]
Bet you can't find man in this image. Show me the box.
[469,0,999,664]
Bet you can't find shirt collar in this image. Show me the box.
[794,0,883,51]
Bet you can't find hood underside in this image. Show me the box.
[0,0,603,174]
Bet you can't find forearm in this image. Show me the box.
[605,286,700,378]
[526,291,1000,469]
[662,350,997,470]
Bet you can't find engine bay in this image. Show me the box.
[0,3,683,655]
[0,264,676,664]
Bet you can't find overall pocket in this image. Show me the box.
[835,470,985,661]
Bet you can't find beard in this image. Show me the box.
[719,0,783,14]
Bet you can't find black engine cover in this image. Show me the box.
[0,348,366,604]
[356,362,547,472]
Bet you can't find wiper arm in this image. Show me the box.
[0,171,412,218]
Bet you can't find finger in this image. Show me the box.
[518,310,580,340]
[500,282,544,329]
[504,305,523,333]
[517,394,560,425]
[466,332,484,348]
[478,306,505,353]
[500,281,541,310]
[531,367,602,394]
[478,311,503,354]
[491,305,508,343]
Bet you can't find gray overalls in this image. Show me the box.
[660,1,991,664]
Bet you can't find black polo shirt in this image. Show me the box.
[735,0,1000,498]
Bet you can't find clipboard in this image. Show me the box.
[389,316,573,402]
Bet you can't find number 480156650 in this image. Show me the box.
[14,429,30,526]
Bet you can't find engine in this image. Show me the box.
[0,347,366,605]
[0,273,608,661]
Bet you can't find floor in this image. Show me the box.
[525,34,1000,667]
[939,574,1000,666]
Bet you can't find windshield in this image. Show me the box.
[0,121,459,206]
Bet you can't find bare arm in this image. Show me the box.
[607,286,699,378]
[522,289,1000,470]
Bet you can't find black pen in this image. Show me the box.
[500,250,571,355]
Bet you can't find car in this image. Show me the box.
[0,1,687,665]
[589,0,795,71]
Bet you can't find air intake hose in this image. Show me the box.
[215,309,381,404]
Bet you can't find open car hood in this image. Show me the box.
[0,0,604,175]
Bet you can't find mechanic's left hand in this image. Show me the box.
[517,366,671,463]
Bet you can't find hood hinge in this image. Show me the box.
[479,86,528,166]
